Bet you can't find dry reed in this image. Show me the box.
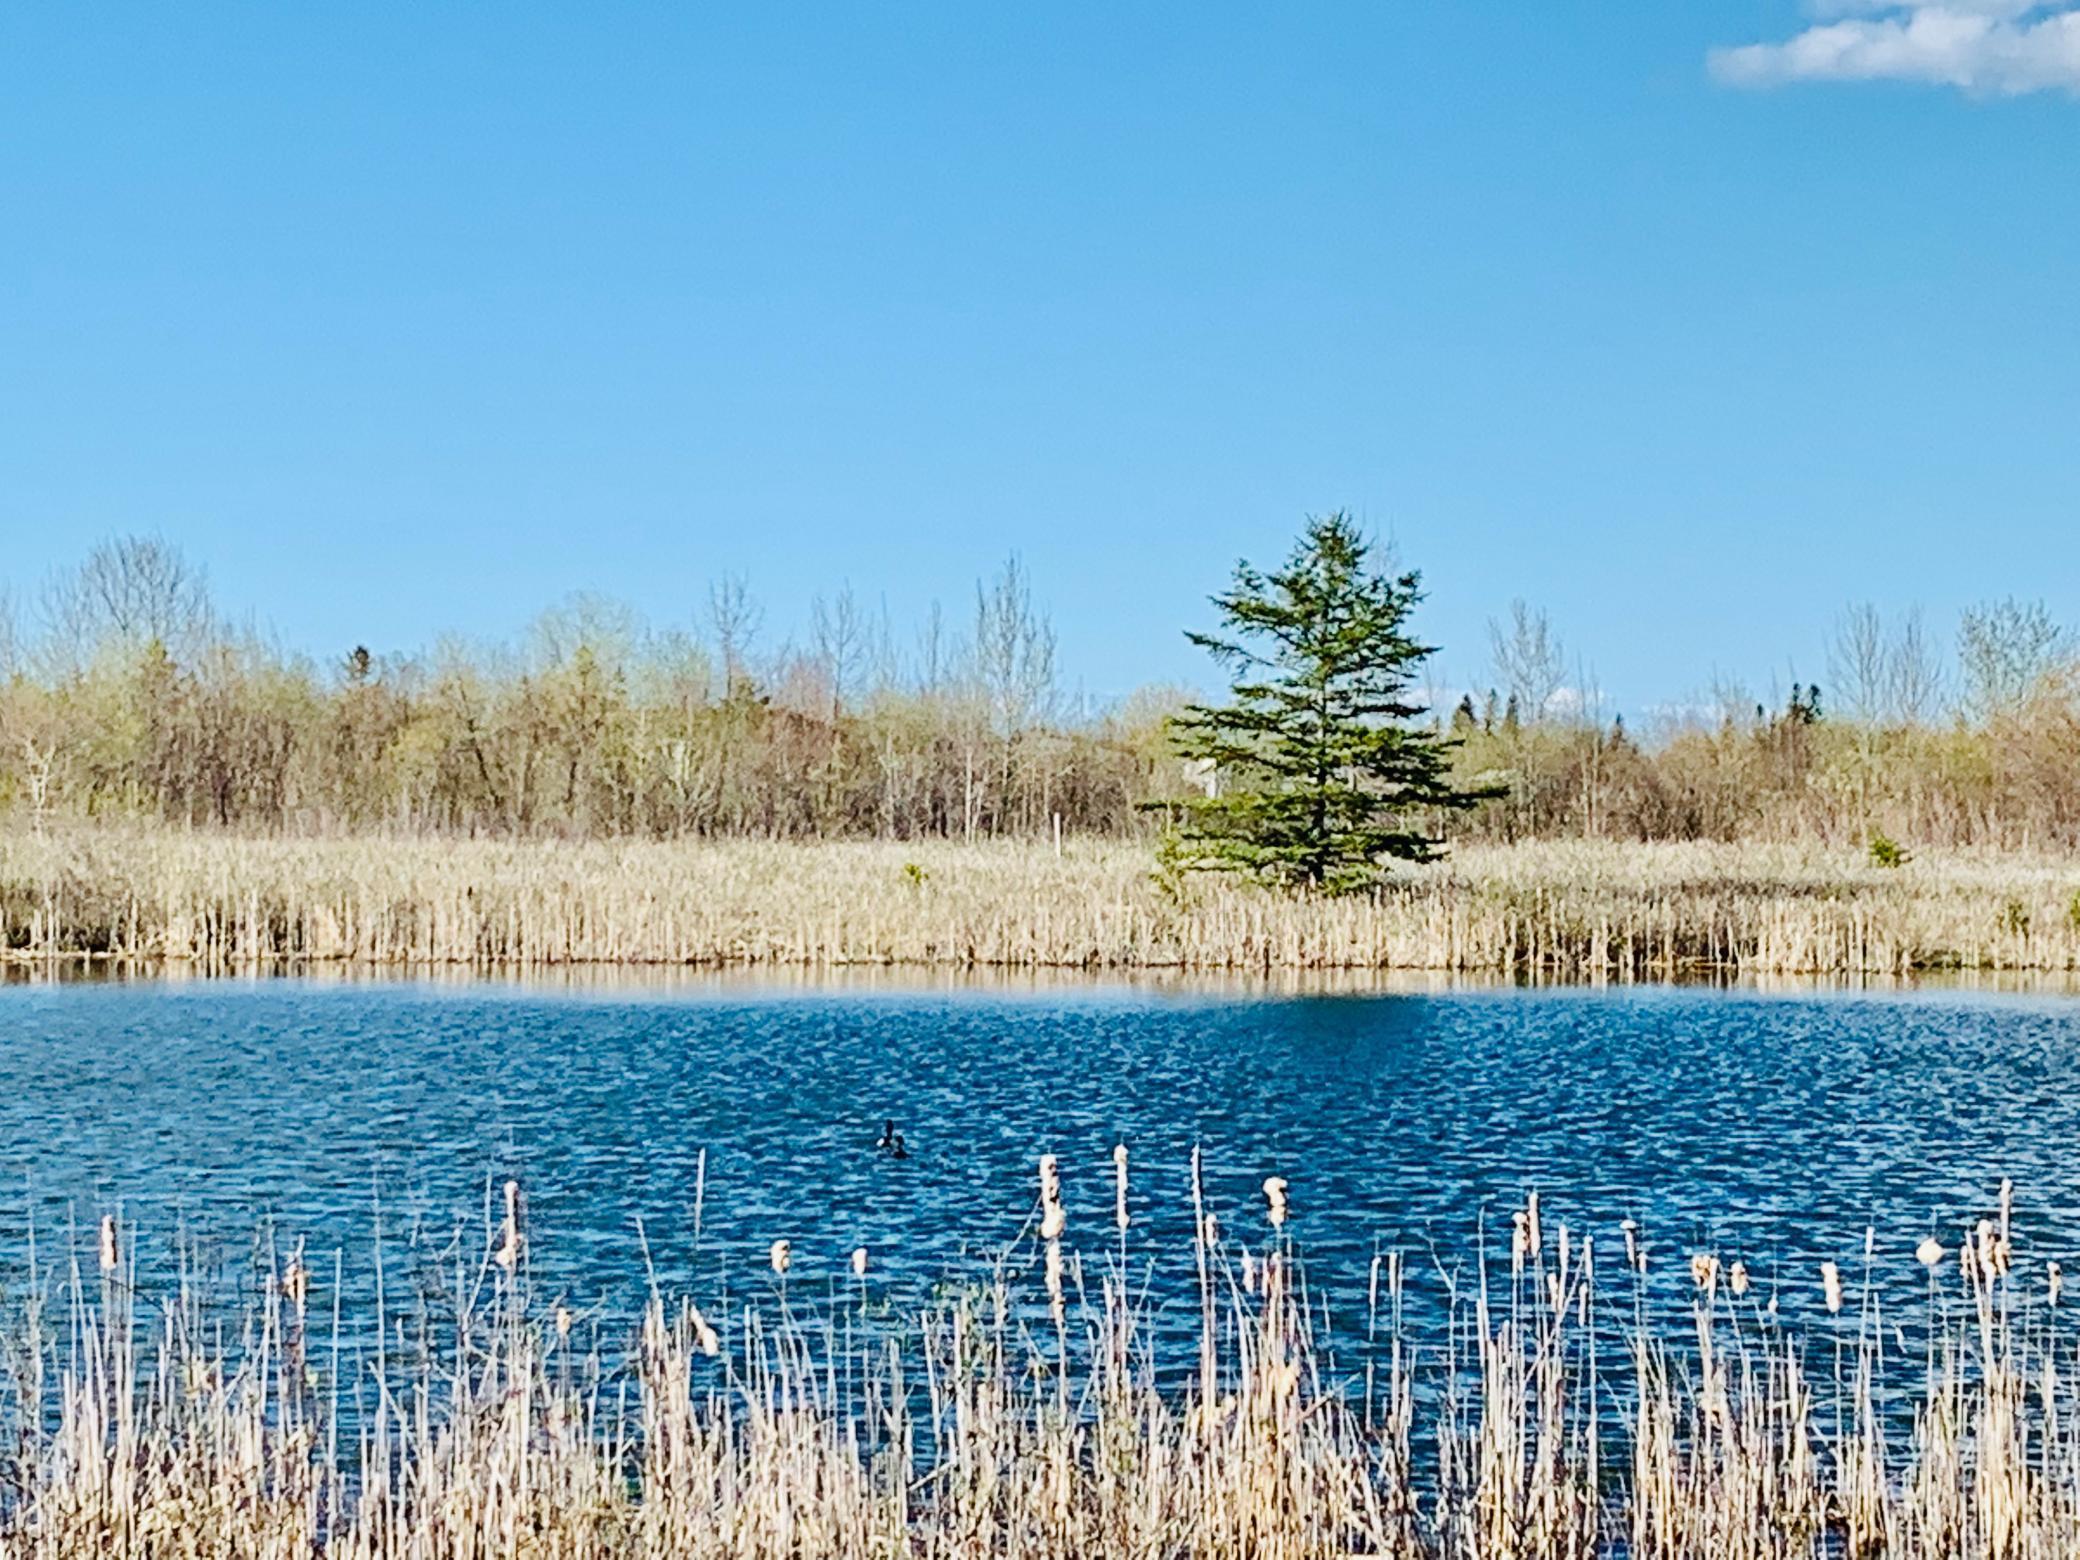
[7,825,2080,977]
[3,1169,2080,1557]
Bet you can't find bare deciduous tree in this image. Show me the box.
[707,575,762,693]
[1887,607,1945,724]
[973,556,1058,835]
[41,534,213,671]
[531,593,640,678]
[1960,597,2070,717]
[975,556,1057,743]
[810,584,872,721]
[0,588,18,680]
[1488,600,1567,725]
[917,601,950,696]
[1827,604,1889,723]
[1830,603,1947,726]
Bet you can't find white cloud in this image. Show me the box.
[1543,685,1610,721]
[1809,0,2046,16]
[1710,3,2080,94]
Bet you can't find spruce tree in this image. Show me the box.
[1168,513,1481,893]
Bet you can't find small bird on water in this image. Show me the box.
[876,1120,910,1160]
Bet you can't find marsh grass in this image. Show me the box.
[7,827,2080,978]
[5,1173,2080,1556]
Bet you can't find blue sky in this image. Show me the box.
[2,3,2076,713]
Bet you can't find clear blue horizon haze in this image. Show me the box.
[3,3,2076,716]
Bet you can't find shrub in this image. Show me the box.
[1149,829,1194,909]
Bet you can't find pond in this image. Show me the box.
[0,971,2074,1362]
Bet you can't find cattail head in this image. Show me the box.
[494,1179,523,1273]
[769,1239,792,1277]
[1511,1211,1531,1263]
[1821,1260,1844,1315]
[1112,1144,1130,1233]
[690,1305,721,1357]
[1917,1235,1945,1269]
[1729,1259,1751,1297]
[1241,1249,1258,1294]
[2051,1261,2065,1307]
[1620,1217,1642,1274]
[1689,1252,1719,1292]
[1037,1153,1067,1241]
[98,1215,119,1276]
[1263,1176,1290,1229]
[1976,1217,2008,1279]
[555,1305,574,1338]
[851,1246,869,1279]
[1524,1191,1542,1260]
[282,1259,309,1313]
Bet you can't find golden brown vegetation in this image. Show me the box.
[7,827,2080,977]
[11,537,2080,853]
[7,1166,2080,1557]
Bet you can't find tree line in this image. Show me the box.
[4,532,2080,852]
[0,538,1185,838]
[1446,595,2080,850]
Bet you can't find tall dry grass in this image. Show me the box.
[6,826,2080,977]
[5,1167,2080,1557]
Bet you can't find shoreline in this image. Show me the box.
[12,949,2080,1002]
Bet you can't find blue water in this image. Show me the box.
[0,975,2076,1358]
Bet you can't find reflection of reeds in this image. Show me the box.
[10,827,2080,977]
[8,1175,2080,1555]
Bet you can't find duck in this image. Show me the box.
[876,1120,898,1153]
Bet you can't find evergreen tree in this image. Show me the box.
[1167,513,1484,893]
